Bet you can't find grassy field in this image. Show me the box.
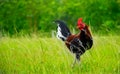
[0,36,120,74]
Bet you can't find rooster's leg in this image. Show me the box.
[72,53,81,67]
[76,53,81,65]
[71,55,77,68]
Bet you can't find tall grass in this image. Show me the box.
[0,36,120,74]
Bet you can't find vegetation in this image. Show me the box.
[0,0,120,35]
[0,36,120,73]
[0,0,120,74]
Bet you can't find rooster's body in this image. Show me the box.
[54,19,93,66]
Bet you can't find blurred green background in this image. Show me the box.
[0,0,120,36]
[0,1,120,73]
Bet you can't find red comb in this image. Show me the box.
[77,18,85,30]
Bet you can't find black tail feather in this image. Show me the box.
[54,20,71,41]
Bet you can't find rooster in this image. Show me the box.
[54,18,93,67]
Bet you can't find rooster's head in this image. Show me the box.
[77,18,85,30]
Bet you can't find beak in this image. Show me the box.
[76,26,79,29]
[77,25,80,29]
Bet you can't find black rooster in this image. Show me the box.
[54,18,93,67]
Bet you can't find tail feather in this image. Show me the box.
[54,20,71,41]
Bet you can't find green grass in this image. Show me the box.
[0,36,120,74]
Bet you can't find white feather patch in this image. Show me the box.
[56,25,66,40]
